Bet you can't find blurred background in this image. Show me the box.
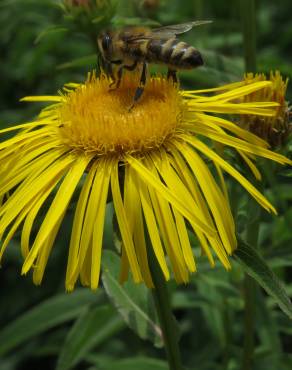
[0,1,291,370]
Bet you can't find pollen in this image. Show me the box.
[58,73,184,156]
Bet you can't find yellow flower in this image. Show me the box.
[240,71,290,147]
[0,72,290,291]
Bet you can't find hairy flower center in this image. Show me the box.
[58,73,184,155]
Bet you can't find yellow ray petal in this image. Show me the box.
[0,144,62,196]
[187,102,278,116]
[0,128,52,151]
[0,148,70,218]
[188,81,273,103]
[91,159,111,289]
[185,113,269,147]
[0,121,47,134]
[22,155,91,274]
[188,124,291,165]
[181,80,246,95]
[168,147,216,264]
[175,141,236,253]
[111,162,142,283]
[66,163,98,289]
[33,216,64,285]
[172,208,196,272]
[147,184,188,283]
[125,166,153,287]
[137,176,170,280]
[127,155,216,237]
[75,168,103,277]
[0,202,34,261]
[20,96,64,102]
[80,245,92,289]
[239,151,262,180]
[21,175,62,259]
[170,145,232,267]
[150,150,235,255]
[183,135,277,214]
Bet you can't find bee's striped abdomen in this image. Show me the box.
[147,38,203,69]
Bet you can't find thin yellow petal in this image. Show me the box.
[125,166,153,287]
[173,208,196,272]
[80,246,92,289]
[0,202,34,261]
[119,247,130,284]
[188,81,273,103]
[188,124,291,165]
[111,162,142,283]
[0,128,52,151]
[176,141,236,253]
[168,147,216,264]
[33,216,64,285]
[239,151,262,180]
[188,101,278,116]
[0,148,70,220]
[0,121,46,134]
[186,113,268,147]
[127,155,216,237]
[20,96,64,102]
[22,155,90,274]
[137,176,170,280]
[183,135,277,214]
[21,175,61,259]
[91,159,111,289]
[66,163,98,289]
[0,144,62,196]
[147,185,188,283]
[170,148,231,268]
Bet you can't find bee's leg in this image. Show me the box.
[124,60,138,71]
[102,62,117,88]
[108,60,124,89]
[109,65,123,90]
[131,62,147,107]
[167,68,178,84]
[100,59,114,80]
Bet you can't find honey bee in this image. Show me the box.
[97,21,211,106]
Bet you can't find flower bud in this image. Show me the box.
[240,71,290,148]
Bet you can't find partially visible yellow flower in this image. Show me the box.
[0,72,290,291]
[62,0,115,31]
[141,0,160,11]
[240,71,290,147]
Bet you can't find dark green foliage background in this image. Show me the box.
[0,1,291,369]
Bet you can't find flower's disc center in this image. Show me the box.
[58,74,183,155]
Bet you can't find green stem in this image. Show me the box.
[242,216,260,370]
[240,0,257,72]
[149,248,183,370]
[239,1,258,369]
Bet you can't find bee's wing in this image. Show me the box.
[151,20,212,38]
[123,21,212,44]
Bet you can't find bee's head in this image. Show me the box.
[97,31,113,61]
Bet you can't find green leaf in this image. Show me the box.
[100,357,169,370]
[57,55,96,70]
[233,239,292,319]
[0,289,99,356]
[56,305,125,370]
[101,250,163,347]
[34,26,68,44]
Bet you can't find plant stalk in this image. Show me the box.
[239,1,258,369]
[149,248,183,370]
[242,218,259,370]
[240,0,257,72]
